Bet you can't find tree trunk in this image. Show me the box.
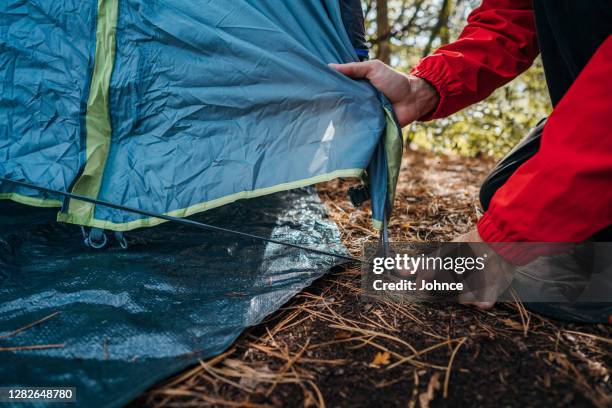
[423,0,452,57]
[375,0,391,64]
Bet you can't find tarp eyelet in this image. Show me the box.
[84,228,108,250]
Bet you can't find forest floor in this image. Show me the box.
[139,147,611,408]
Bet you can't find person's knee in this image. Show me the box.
[479,120,546,211]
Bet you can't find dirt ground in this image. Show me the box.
[137,146,611,408]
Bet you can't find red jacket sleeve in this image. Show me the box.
[478,35,612,264]
[411,0,539,120]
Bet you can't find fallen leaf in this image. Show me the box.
[370,351,391,367]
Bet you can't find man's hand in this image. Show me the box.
[452,229,483,244]
[329,60,439,127]
[454,228,516,310]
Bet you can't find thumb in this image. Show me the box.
[328,62,372,79]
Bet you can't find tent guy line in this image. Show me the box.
[0,177,363,264]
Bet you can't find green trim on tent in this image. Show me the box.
[58,0,118,226]
[383,107,403,206]
[58,168,365,232]
[371,107,403,230]
[0,193,62,208]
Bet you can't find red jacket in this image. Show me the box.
[411,0,612,264]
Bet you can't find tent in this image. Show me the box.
[0,0,402,231]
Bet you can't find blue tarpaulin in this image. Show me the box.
[0,188,347,407]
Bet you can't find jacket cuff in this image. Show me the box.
[477,211,539,266]
[410,56,458,121]
[410,65,445,121]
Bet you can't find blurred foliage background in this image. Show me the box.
[363,0,551,158]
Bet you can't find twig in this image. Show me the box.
[443,337,467,398]
[0,343,65,352]
[329,324,419,355]
[0,311,60,340]
[562,330,612,345]
[266,339,310,396]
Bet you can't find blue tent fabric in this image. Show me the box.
[0,0,402,230]
[0,1,96,206]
